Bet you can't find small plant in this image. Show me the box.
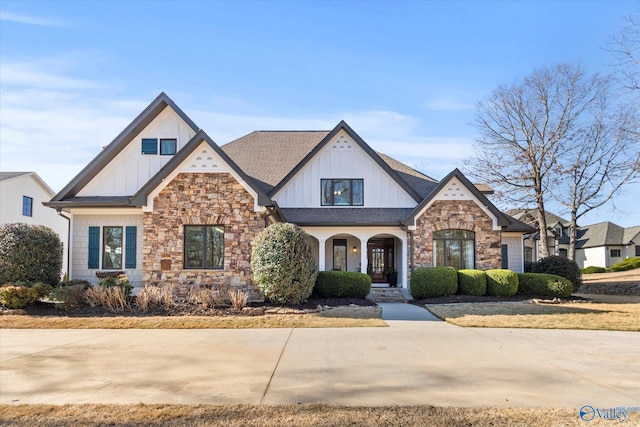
[532,256,582,291]
[85,275,134,313]
[410,267,458,299]
[315,271,372,298]
[607,257,640,272]
[51,284,88,310]
[228,289,248,310]
[581,266,607,274]
[485,269,518,296]
[517,273,573,298]
[0,284,39,309]
[187,285,216,309]
[136,284,173,313]
[457,269,487,296]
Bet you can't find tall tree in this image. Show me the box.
[610,13,640,91]
[466,64,606,258]
[553,97,639,260]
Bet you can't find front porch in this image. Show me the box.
[303,226,409,288]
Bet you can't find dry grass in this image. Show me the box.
[427,302,640,331]
[2,403,630,427]
[0,306,384,329]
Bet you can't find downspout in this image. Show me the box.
[56,208,71,281]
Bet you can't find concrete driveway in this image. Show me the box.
[1,304,638,408]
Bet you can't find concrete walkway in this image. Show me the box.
[1,311,638,408]
[378,302,441,321]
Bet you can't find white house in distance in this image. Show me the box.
[0,172,69,276]
[45,93,534,296]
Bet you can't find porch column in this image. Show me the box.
[317,238,326,271]
[401,235,408,288]
[360,238,368,275]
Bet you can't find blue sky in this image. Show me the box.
[1,0,638,227]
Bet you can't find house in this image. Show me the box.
[45,93,533,296]
[0,171,69,276]
[510,209,640,268]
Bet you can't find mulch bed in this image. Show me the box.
[4,297,377,318]
[411,294,588,306]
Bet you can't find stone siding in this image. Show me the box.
[142,173,264,298]
[412,200,501,271]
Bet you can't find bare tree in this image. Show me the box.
[610,13,640,91]
[466,64,607,258]
[554,97,640,260]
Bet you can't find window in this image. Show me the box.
[501,244,509,269]
[184,225,224,269]
[102,226,123,269]
[433,229,475,270]
[333,239,347,271]
[321,179,363,206]
[22,196,33,217]
[559,248,568,259]
[141,138,158,154]
[636,246,640,257]
[610,249,621,258]
[525,247,533,263]
[160,138,177,155]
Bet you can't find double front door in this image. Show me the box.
[367,238,394,283]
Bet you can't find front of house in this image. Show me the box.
[46,93,532,295]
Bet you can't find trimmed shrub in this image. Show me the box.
[457,269,487,296]
[517,273,573,298]
[532,256,582,291]
[581,266,606,274]
[485,269,518,296]
[315,271,372,298]
[251,223,317,305]
[410,267,458,299]
[0,284,40,308]
[0,223,63,285]
[608,257,640,272]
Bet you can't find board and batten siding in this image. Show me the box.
[274,129,417,208]
[71,213,144,286]
[77,107,196,197]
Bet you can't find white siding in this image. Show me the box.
[274,129,417,208]
[77,107,196,197]
[0,174,69,276]
[606,245,624,267]
[71,212,143,287]
[502,233,524,273]
[577,247,607,269]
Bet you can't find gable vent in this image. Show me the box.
[331,135,353,150]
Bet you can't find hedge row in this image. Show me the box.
[314,271,372,298]
[409,267,573,299]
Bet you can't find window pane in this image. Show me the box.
[333,239,347,271]
[103,226,123,269]
[434,240,445,267]
[352,179,363,205]
[184,226,203,268]
[447,239,461,269]
[22,196,32,217]
[333,180,351,205]
[464,240,475,269]
[160,139,177,155]
[206,226,224,269]
[141,138,158,154]
[321,180,332,206]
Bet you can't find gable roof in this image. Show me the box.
[575,221,630,249]
[403,168,511,228]
[0,171,31,181]
[509,209,571,228]
[130,130,273,207]
[0,171,55,196]
[623,226,640,244]
[51,92,199,202]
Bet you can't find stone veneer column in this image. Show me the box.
[142,172,264,297]
[412,200,502,270]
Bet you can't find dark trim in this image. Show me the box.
[51,92,199,202]
[403,168,510,228]
[44,200,133,209]
[129,130,273,207]
[268,120,423,203]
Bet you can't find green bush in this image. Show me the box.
[581,266,606,274]
[51,284,88,310]
[99,275,133,298]
[485,269,518,296]
[410,266,458,299]
[0,285,39,308]
[315,271,371,298]
[0,223,63,285]
[608,257,640,272]
[457,269,487,296]
[532,256,582,291]
[516,273,573,297]
[251,223,317,305]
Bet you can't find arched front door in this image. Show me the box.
[367,238,394,283]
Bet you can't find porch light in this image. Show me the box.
[352,246,357,253]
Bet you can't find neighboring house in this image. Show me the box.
[510,208,640,268]
[45,93,533,296]
[0,172,69,276]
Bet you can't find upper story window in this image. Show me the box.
[141,138,158,154]
[160,138,177,155]
[22,196,33,217]
[321,179,363,206]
